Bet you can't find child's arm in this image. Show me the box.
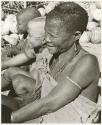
[2,40,36,70]
[2,41,37,71]
[2,53,36,70]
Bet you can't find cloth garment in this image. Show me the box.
[21,48,52,123]
[30,48,52,73]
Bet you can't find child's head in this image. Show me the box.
[27,16,45,48]
[16,7,41,34]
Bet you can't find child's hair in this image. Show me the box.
[17,7,41,21]
[46,2,88,33]
[16,7,41,34]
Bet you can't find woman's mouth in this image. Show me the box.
[47,43,54,47]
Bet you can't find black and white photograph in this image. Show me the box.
[1,0,101,123]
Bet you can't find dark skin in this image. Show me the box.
[2,67,40,110]
[10,18,100,123]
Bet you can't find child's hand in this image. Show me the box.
[1,61,7,71]
[24,42,36,59]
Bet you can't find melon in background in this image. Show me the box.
[10,34,19,40]
[1,14,17,35]
[45,2,55,14]
[89,3,101,22]
[2,34,19,45]
[9,21,18,33]
[38,8,46,16]
[9,34,19,45]
[1,20,10,35]
[44,1,60,14]
[93,9,101,21]
[6,14,18,33]
[90,27,101,44]
[79,31,91,43]
[88,11,94,22]
[87,21,98,31]
[96,1,101,9]
[88,3,96,21]
[6,14,16,23]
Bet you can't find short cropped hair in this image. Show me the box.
[17,7,41,22]
[46,2,88,33]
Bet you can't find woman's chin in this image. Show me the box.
[47,46,58,54]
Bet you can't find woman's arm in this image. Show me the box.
[11,54,100,123]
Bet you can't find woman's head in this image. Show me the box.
[45,2,88,54]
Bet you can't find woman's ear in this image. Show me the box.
[74,31,82,41]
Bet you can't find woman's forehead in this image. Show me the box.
[45,19,68,35]
[46,18,62,27]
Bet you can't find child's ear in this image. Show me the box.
[74,31,82,41]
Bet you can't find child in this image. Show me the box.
[2,17,51,123]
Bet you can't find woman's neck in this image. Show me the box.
[58,43,79,63]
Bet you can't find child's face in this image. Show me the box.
[27,35,44,48]
[27,21,45,48]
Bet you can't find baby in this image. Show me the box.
[2,17,47,110]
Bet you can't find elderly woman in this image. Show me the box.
[2,2,100,123]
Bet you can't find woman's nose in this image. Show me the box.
[45,34,51,43]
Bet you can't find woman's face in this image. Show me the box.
[45,18,75,54]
